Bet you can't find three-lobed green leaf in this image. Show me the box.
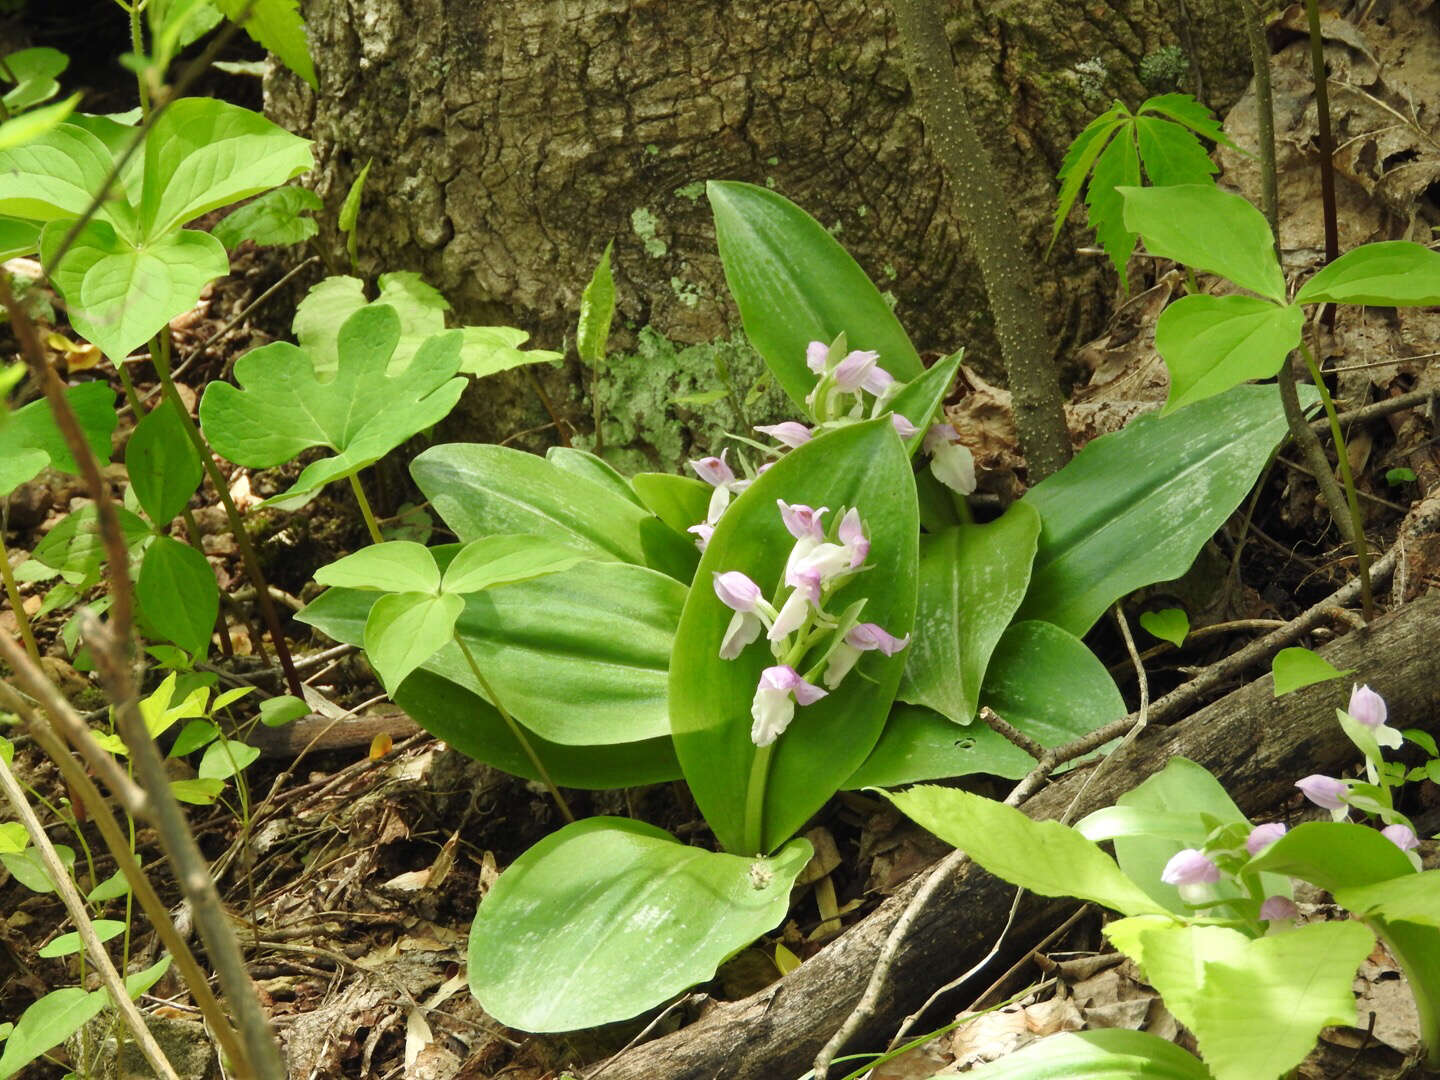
[1155,294,1303,413]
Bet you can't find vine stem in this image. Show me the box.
[348,473,385,545]
[1299,340,1374,619]
[454,635,573,822]
[149,332,304,695]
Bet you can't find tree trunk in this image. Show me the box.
[593,591,1440,1079]
[266,0,1253,448]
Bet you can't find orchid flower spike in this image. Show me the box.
[750,665,827,746]
[713,571,777,660]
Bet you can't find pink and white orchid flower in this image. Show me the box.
[750,665,827,746]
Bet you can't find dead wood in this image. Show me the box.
[594,590,1440,1080]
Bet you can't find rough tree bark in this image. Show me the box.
[266,0,1254,439]
[594,591,1440,1079]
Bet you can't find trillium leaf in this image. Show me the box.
[412,441,697,583]
[42,219,228,361]
[0,382,115,496]
[467,817,811,1031]
[136,535,218,658]
[126,398,202,524]
[1119,184,1284,301]
[897,502,1040,724]
[1271,646,1354,696]
[1017,384,1308,636]
[963,1029,1211,1078]
[440,534,590,594]
[670,419,919,854]
[889,785,1170,916]
[364,591,465,695]
[199,304,467,505]
[843,704,1035,789]
[314,540,442,594]
[708,180,922,409]
[1294,240,1440,307]
[1156,294,1303,413]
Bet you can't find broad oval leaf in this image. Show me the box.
[707,180,921,409]
[1138,607,1188,646]
[1271,646,1354,697]
[888,785,1169,916]
[136,535,217,658]
[314,540,441,594]
[1334,870,1440,927]
[1119,184,1284,301]
[897,502,1040,725]
[670,419,918,854]
[1244,821,1415,891]
[0,381,115,496]
[42,218,228,361]
[1017,384,1305,636]
[411,441,697,583]
[298,559,683,747]
[1155,294,1303,413]
[632,471,711,535]
[126,398,202,524]
[468,817,811,1031]
[440,534,590,594]
[960,1029,1212,1079]
[200,304,467,504]
[0,121,117,222]
[1294,240,1440,307]
[0,986,109,1078]
[544,445,643,507]
[364,591,464,694]
[38,919,127,959]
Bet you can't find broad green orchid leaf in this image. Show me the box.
[1294,240,1440,307]
[1156,294,1303,413]
[1119,184,1284,302]
[200,304,467,505]
[468,818,811,1032]
[670,419,918,854]
[632,472,711,534]
[708,181,921,408]
[0,382,115,496]
[1334,871,1440,927]
[544,446,643,507]
[897,502,1040,724]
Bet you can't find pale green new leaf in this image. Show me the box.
[468,817,811,1031]
[199,304,467,504]
[0,95,80,152]
[889,786,1169,916]
[338,157,371,264]
[42,218,228,361]
[1156,294,1303,413]
[126,398,203,524]
[197,737,261,780]
[1294,241,1440,307]
[441,535,590,594]
[577,240,615,366]
[0,844,73,893]
[1120,184,1284,301]
[1334,870,1440,927]
[1244,820,1415,891]
[213,0,317,88]
[1139,607,1188,646]
[0,47,67,113]
[364,591,465,694]
[291,274,367,375]
[897,502,1040,724]
[959,1029,1212,1079]
[38,919,126,958]
[1087,125,1141,280]
[314,540,442,594]
[0,122,119,222]
[0,215,40,259]
[168,778,225,804]
[458,325,562,378]
[0,823,24,855]
[0,382,116,496]
[1271,646,1354,696]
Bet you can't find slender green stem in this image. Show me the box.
[150,332,304,695]
[0,530,40,661]
[742,744,775,855]
[454,635,573,822]
[1299,341,1373,620]
[115,362,145,414]
[348,473,385,545]
[127,0,151,119]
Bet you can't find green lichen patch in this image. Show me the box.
[630,207,668,258]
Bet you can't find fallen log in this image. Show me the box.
[595,591,1440,1080]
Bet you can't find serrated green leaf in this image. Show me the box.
[0,382,116,496]
[708,181,922,409]
[577,240,615,366]
[213,0,316,88]
[200,304,467,504]
[1050,104,1128,254]
[137,536,217,658]
[1119,184,1283,301]
[468,817,811,1031]
[364,591,464,694]
[1138,607,1188,646]
[896,502,1040,724]
[1135,115,1218,187]
[43,219,228,361]
[889,786,1169,916]
[1294,240,1440,307]
[1138,92,1236,148]
[1086,124,1141,280]
[126,398,202,523]
[291,274,366,375]
[314,540,441,594]
[1271,646,1354,696]
[1156,294,1303,413]
[211,185,321,250]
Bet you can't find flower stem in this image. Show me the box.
[348,473,385,545]
[1298,341,1373,620]
[454,634,573,823]
[743,744,775,855]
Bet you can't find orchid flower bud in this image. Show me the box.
[806,340,831,374]
[1161,849,1221,887]
[832,349,884,394]
[1348,683,1402,749]
[1246,822,1287,856]
[778,500,828,541]
[838,507,869,569]
[690,450,736,488]
[1295,774,1350,820]
[1259,895,1299,922]
[756,422,813,449]
[890,413,919,439]
[1382,823,1419,851]
[714,571,762,612]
